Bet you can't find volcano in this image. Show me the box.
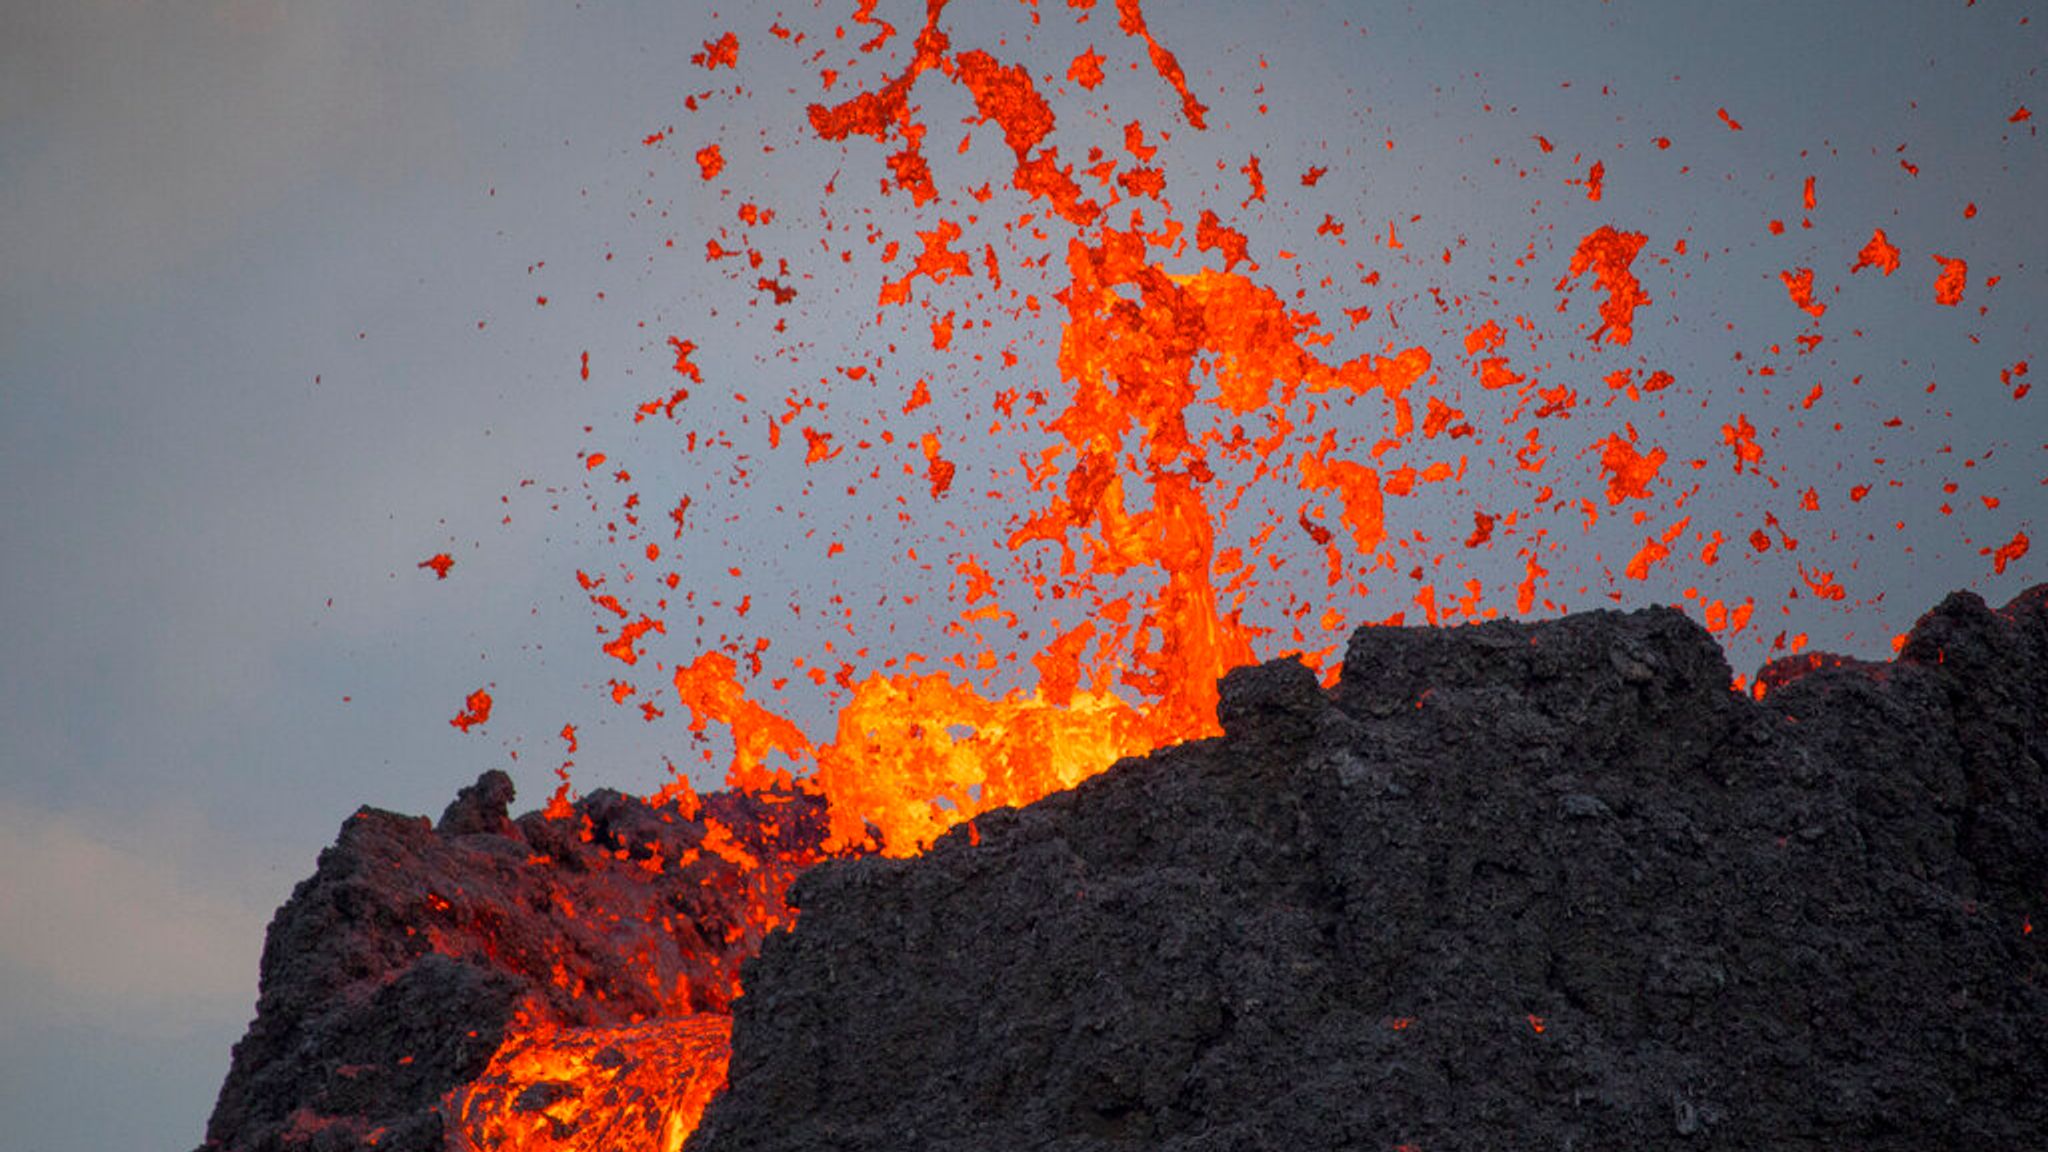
[195,3,2041,1149]
[200,583,2046,1151]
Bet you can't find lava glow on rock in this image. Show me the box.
[410,3,2037,1148]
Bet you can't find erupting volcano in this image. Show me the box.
[199,3,2040,1150]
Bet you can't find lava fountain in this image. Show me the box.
[299,3,2039,1149]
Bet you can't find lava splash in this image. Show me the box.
[215,2,2041,1149]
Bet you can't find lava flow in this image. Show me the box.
[416,3,2037,1148]
[444,1017,729,1152]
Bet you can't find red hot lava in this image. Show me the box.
[414,3,2038,1147]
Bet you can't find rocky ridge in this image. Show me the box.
[693,586,2047,1151]
[201,585,2047,1151]
[198,779,826,1152]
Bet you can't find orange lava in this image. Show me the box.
[1114,0,1210,130]
[693,31,739,71]
[449,688,493,733]
[430,3,2036,1146]
[1988,530,2031,575]
[1852,228,1902,276]
[1780,267,1826,319]
[1931,253,1969,306]
[1596,433,1667,505]
[1564,226,1651,345]
[445,1016,730,1152]
[1067,45,1106,90]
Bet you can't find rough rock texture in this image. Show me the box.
[693,587,2048,1152]
[198,778,826,1152]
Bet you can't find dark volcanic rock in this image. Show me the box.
[693,588,2048,1152]
[198,775,826,1152]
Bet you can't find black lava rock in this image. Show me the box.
[196,779,827,1152]
[692,586,2048,1152]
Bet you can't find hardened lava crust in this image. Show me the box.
[695,585,2047,1152]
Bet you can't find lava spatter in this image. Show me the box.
[1852,228,1901,275]
[450,689,493,733]
[426,3,2037,1148]
[1564,226,1651,345]
[1931,253,1969,306]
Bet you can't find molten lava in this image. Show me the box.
[421,3,2036,1148]
[445,1016,728,1152]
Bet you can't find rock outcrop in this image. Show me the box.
[197,780,827,1152]
[199,586,2047,1151]
[692,587,2047,1151]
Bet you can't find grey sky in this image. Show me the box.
[1,3,2039,1150]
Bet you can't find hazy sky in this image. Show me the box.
[1,3,2039,1149]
